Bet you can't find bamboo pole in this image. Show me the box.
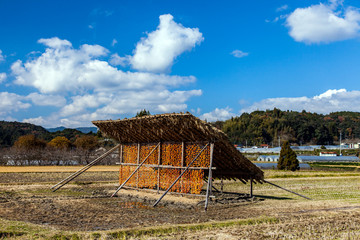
[250,177,253,198]
[263,180,311,200]
[153,142,210,207]
[180,141,184,192]
[51,144,120,192]
[118,163,215,170]
[157,142,161,193]
[137,143,140,189]
[205,143,214,211]
[111,142,160,197]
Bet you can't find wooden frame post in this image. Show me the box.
[153,143,210,207]
[204,142,214,211]
[119,144,123,163]
[157,142,161,193]
[111,142,160,197]
[180,141,185,193]
[136,143,140,189]
[250,177,253,198]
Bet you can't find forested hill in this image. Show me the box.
[214,109,360,146]
[0,121,93,148]
[0,121,48,147]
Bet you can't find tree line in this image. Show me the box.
[213,109,360,146]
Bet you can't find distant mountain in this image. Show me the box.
[47,126,97,133]
[75,127,98,134]
[47,126,66,132]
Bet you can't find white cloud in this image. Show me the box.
[241,89,360,114]
[26,92,66,107]
[11,37,195,94]
[10,35,202,127]
[200,107,236,122]
[231,50,249,58]
[130,14,204,72]
[109,53,129,66]
[23,116,47,126]
[313,88,346,99]
[0,50,4,62]
[277,5,289,12]
[286,1,360,43]
[0,73,7,83]
[0,92,31,116]
[38,37,72,49]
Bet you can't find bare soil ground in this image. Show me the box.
[0,168,360,239]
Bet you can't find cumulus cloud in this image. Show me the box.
[0,73,7,83]
[241,89,360,114]
[231,50,249,58]
[200,107,236,122]
[26,93,66,107]
[9,34,202,127]
[129,14,204,72]
[23,116,47,126]
[11,37,195,94]
[0,50,4,62]
[286,1,360,43]
[0,92,31,116]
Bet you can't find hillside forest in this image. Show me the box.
[212,109,360,146]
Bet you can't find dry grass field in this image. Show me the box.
[0,166,359,239]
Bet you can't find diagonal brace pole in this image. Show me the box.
[111,142,160,197]
[51,144,121,192]
[153,142,210,207]
[263,180,311,200]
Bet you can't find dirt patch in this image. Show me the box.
[0,171,359,233]
[0,183,263,231]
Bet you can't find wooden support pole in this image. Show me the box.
[204,179,220,192]
[250,177,253,198]
[157,142,161,193]
[136,143,140,189]
[204,143,214,211]
[263,180,311,200]
[51,144,120,192]
[153,143,210,207]
[111,142,160,197]
[119,144,123,163]
[180,141,185,192]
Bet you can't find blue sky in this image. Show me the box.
[1,0,360,127]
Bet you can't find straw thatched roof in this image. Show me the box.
[92,113,264,182]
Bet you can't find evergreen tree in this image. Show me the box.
[135,109,151,117]
[278,141,299,171]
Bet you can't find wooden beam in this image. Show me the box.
[51,144,121,192]
[118,163,216,170]
[153,143,210,207]
[250,177,253,198]
[205,142,214,211]
[157,142,161,193]
[263,180,311,200]
[137,143,140,189]
[111,142,160,197]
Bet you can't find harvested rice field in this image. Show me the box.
[0,166,360,239]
